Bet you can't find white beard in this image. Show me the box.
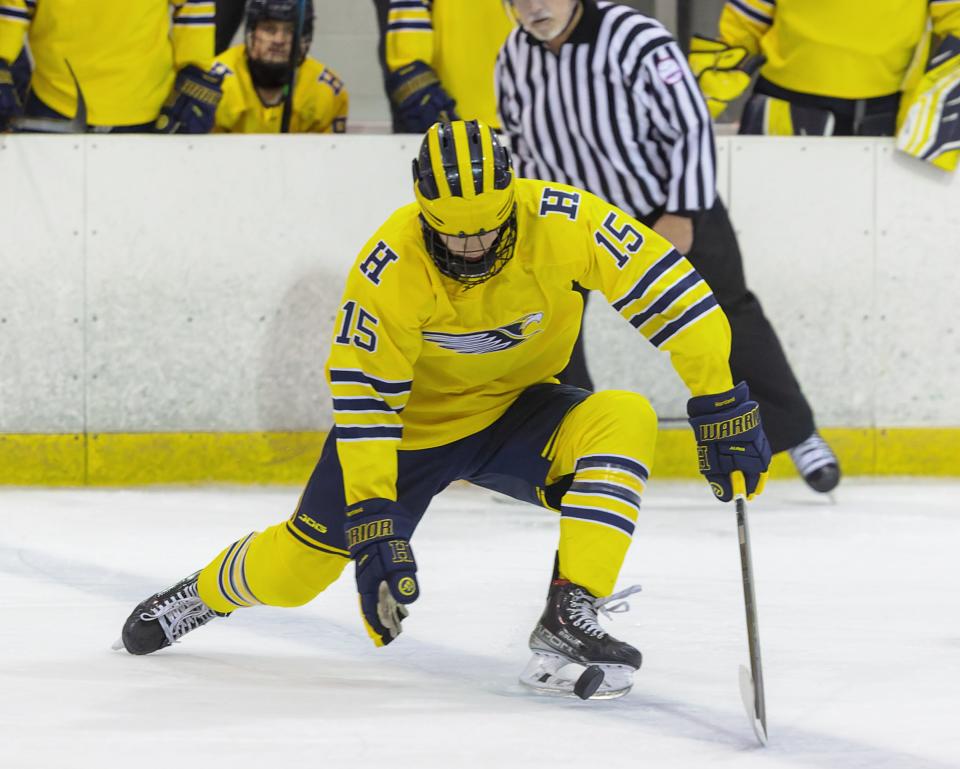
[522,2,578,42]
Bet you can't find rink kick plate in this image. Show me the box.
[2,427,959,485]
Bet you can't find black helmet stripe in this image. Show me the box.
[466,120,485,196]
[436,123,463,198]
[412,155,439,200]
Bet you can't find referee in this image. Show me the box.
[496,0,840,493]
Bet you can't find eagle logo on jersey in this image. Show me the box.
[422,312,544,354]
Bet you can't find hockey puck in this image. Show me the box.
[573,665,604,700]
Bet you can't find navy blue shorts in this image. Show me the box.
[286,383,590,555]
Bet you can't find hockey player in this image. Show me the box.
[0,0,219,132]
[689,0,960,140]
[116,120,771,699]
[374,0,515,131]
[212,0,348,133]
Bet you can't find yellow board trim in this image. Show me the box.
[1,428,958,485]
[651,427,960,478]
[0,431,326,486]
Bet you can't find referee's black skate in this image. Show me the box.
[789,431,841,493]
[519,579,642,700]
[113,571,227,655]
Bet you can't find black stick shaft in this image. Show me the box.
[737,497,767,736]
[280,0,306,134]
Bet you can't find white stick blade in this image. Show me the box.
[739,664,768,746]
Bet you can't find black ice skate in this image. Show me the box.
[519,579,642,700]
[789,431,841,493]
[113,571,227,655]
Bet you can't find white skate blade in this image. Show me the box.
[519,652,634,700]
[739,664,768,745]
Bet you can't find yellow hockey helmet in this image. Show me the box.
[413,120,518,286]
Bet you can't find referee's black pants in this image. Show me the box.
[558,199,816,454]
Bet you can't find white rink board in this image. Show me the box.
[727,137,879,427]
[83,135,413,432]
[874,145,960,426]
[1,134,959,432]
[0,138,85,433]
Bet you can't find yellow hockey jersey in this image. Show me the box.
[212,44,348,133]
[385,0,515,127]
[0,0,214,126]
[719,0,960,99]
[326,178,733,505]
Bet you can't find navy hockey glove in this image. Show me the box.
[386,60,458,133]
[0,59,21,132]
[155,65,223,134]
[687,381,771,502]
[344,498,420,647]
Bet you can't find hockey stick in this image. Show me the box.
[280,0,307,133]
[12,59,87,133]
[735,490,768,745]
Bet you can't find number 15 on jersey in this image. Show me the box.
[335,300,379,352]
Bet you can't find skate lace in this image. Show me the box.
[140,583,216,645]
[596,584,643,617]
[789,432,837,475]
[570,584,643,638]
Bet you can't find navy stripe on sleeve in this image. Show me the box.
[332,397,400,414]
[612,250,683,312]
[387,21,432,31]
[336,425,403,441]
[0,7,31,20]
[628,271,703,328]
[728,0,773,24]
[649,295,719,347]
[329,369,412,396]
[173,16,215,25]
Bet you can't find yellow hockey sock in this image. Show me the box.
[546,390,657,597]
[197,520,349,614]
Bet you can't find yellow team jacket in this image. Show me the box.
[212,44,348,133]
[720,0,960,99]
[0,0,213,126]
[385,0,515,127]
[326,179,733,505]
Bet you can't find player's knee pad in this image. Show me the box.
[549,390,657,479]
[198,522,348,612]
[588,390,658,439]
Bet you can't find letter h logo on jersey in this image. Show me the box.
[539,187,581,220]
[359,240,400,286]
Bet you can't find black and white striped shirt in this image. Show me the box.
[495,0,716,219]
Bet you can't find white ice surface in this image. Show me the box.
[1,480,958,769]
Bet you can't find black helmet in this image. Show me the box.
[245,0,314,87]
[245,0,314,40]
